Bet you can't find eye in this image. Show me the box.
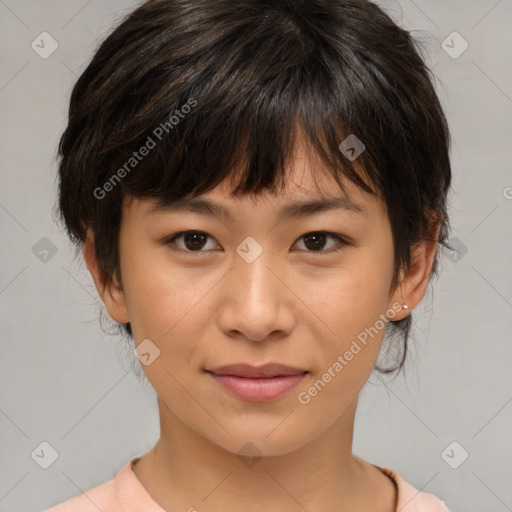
[165,230,349,255]
[165,231,220,253]
[292,231,349,254]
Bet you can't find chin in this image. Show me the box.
[199,421,316,460]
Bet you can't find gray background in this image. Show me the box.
[1,1,511,511]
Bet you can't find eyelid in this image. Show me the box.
[291,232,350,255]
[164,230,350,254]
[165,231,221,253]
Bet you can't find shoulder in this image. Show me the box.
[42,457,164,512]
[378,467,451,512]
[42,477,117,512]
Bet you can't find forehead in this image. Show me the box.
[124,138,386,220]
[200,162,367,213]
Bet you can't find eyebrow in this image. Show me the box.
[149,195,367,221]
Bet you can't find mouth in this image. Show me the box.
[205,363,308,402]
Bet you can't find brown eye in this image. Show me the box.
[303,232,327,251]
[166,231,219,252]
[294,232,348,253]
[165,230,348,255]
[183,232,208,250]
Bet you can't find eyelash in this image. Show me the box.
[164,230,350,256]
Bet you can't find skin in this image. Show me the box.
[84,139,440,512]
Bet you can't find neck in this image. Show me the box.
[131,395,396,511]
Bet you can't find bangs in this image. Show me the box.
[107,57,378,206]
[60,0,447,244]
[67,1,410,210]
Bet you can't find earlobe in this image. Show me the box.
[391,220,441,318]
[83,230,130,324]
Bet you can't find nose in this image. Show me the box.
[216,248,296,342]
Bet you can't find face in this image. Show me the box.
[87,144,423,458]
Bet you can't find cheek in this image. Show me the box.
[302,247,394,385]
[120,248,222,387]
[311,250,393,333]
[121,248,210,338]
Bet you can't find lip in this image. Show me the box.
[207,363,307,378]
[205,363,308,402]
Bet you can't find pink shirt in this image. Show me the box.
[43,457,450,512]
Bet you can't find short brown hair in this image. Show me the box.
[55,0,452,373]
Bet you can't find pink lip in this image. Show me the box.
[207,363,307,378]
[205,363,308,402]
[207,373,307,402]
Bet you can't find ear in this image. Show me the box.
[390,218,441,320]
[83,229,130,324]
